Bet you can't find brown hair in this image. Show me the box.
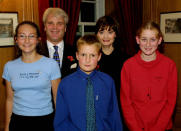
[14,21,43,58]
[76,35,102,53]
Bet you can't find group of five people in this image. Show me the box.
[3,7,177,131]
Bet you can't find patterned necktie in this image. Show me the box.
[53,46,60,66]
[86,77,97,131]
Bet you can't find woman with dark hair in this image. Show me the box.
[3,21,61,131]
[95,15,128,106]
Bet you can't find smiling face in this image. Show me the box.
[76,44,101,74]
[44,13,66,45]
[97,27,116,47]
[136,29,162,61]
[16,24,39,55]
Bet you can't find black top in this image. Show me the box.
[98,44,129,102]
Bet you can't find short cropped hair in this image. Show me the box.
[43,8,69,25]
[76,35,102,53]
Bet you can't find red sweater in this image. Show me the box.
[120,51,177,131]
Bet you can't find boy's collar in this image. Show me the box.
[77,67,97,79]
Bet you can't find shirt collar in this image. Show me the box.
[47,40,64,49]
[77,67,97,80]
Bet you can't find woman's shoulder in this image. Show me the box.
[39,56,59,67]
[5,57,21,65]
[3,58,22,71]
[41,56,57,63]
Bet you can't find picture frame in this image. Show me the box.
[160,11,181,43]
[0,12,18,46]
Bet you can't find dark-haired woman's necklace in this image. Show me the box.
[102,46,114,55]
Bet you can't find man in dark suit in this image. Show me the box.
[42,8,77,78]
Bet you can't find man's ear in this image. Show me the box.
[65,26,67,32]
[44,26,46,31]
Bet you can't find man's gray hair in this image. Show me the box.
[43,8,69,25]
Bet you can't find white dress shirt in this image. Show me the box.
[47,40,64,68]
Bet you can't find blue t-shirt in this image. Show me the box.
[54,68,123,131]
[3,56,61,116]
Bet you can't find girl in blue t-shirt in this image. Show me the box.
[3,21,61,131]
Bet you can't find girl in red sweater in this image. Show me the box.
[120,21,177,131]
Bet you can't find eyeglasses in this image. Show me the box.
[17,34,37,40]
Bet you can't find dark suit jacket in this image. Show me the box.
[41,41,77,78]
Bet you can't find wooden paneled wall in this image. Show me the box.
[0,0,39,130]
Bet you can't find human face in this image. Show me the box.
[97,28,116,47]
[136,29,162,60]
[16,24,39,54]
[44,14,66,45]
[76,44,101,74]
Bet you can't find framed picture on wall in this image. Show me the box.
[0,12,18,46]
[160,11,181,42]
